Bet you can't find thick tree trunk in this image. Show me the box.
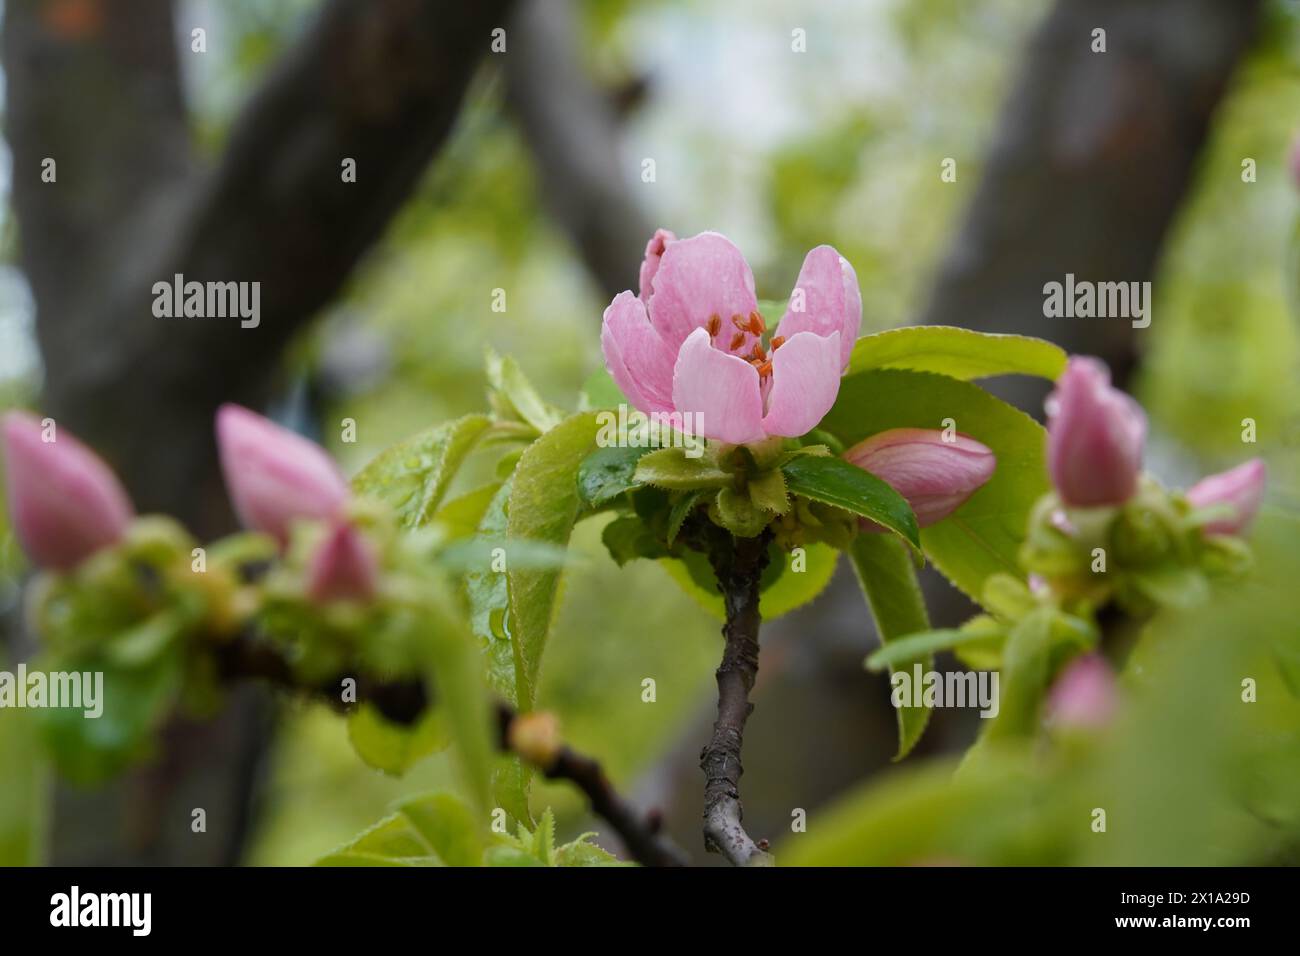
[4,0,514,864]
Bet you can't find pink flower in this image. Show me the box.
[1046,654,1117,729]
[843,428,996,528]
[215,404,350,546]
[1186,458,1266,536]
[1045,357,1145,507]
[601,230,861,445]
[2,411,133,571]
[306,521,379,603]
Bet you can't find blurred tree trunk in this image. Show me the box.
[4,0,513,864]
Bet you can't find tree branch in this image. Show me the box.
[494,703,688,867]
[504,0,653,299]
[214,631,685,866]
[700,529,774,866]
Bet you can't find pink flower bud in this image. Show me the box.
[2,411,133,571]
[1046,654,1117,730]
[1186,458,1266,536]
[306,521,379,603]
[843,428,996,528]
[1045,357,1145,507]
[215,404,350,546]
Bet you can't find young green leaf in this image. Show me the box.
[634,447,731,490]
[507,412,604,708]
[346,704,449,776]
[577,446,650,508]
[847,326,1066,381]
[848,534,932,758]
[351,414,492,529]
[463,479,533,826]
[487,350,565,433]
[781,454,920,549]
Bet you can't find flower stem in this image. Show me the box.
[701,528,774,866]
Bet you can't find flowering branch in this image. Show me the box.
[700,527,774,866]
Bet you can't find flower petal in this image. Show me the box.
[775,245,861,368]
[601,291,676,414]
[761,331,841,438]
[639,228,676,302]
[216,404,350,545]
[648,231,759,355]
[671,328,765,445]
[2,411,133,570]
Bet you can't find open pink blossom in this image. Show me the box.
[1186,458,1266,536]
[601,230,861,445]
[2,411,134,571]
[844,428,996,528]
[1046,356,1146,507]
[306,521,379,603]
[216,404,350,546]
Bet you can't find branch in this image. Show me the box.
[504,0,653,298]
[917,0,1264,390]
[215,631,686,867]
[494,703,689,868]
[700,529,774,866]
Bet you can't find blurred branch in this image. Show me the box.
[504,0,653,298]
[918,0,1265,390]
[215,631,686,866]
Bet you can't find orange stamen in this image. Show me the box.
[730,313,748,332]
[729,332,747,351]
[747,311,766,335]
[756,360,773,377]
[770,335,786,351]
[706,314,722,338]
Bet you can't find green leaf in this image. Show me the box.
[315,814,439,867]
[487,350,564,433]
[847,326,1067,381]
[634,447,731,490]
[822,369,1049,603]
[781,454,920,549]
[432,483,502,541]
[352,415,492,529]
[748,468,790,514]
[463,480,533,825]
[714,486,772,537]
[601,515,669,566]
[422,581,496,814]
[865,628,999,671]
[659,540,839,621]
[507,412,603,708]
[397,791,484,867]
[982,608,1055,741]
[667,489,708,546]
[346,704,448,776]
[578,367,628,411]
[315,791,486,867]
[848,534,932,758]
[577,446,650,508]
